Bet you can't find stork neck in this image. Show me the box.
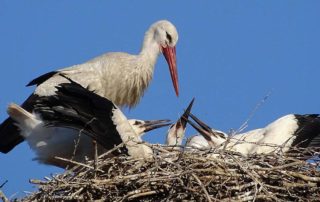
[166,131,183,146]
[210,133,228,147]
[139,31,161,69]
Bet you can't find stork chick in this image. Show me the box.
[166,98,195,146]
[187,113,320,155]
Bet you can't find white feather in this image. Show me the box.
[7,103,153,167]
[187,135,210,150]
[189,114,301,155]
[166,124,185,146]
[34,20,178,108]
[112,108,153,159]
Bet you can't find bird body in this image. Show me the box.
[166,98,194,146]
[0,20,179,153]
[187,113,320,155]
[7,77,170,168]
[33,52,154,107]
[31,20,179,106]
[187,135,211,150]
[7,106,105,167]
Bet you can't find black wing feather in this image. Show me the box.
[0,94,40,153]
[26,71,59,87]
[0,118,23,153]
[0,71,58,153]
[292,114,320,148]
[34,77,126,153]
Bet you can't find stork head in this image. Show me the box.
[166,98,195,146]
[149,20,179,96]
[186,112,227,148]
[152,20,178,48]
[128,119,171,137]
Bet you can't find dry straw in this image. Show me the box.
[19,144,320,202]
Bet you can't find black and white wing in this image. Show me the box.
[33,76,125,152]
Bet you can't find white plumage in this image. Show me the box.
[32,20,179,105]
[166,98,194,146]
[7,77,170,168]
[187,113,320,155]
[0,20,179,153]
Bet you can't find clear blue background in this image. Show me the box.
[1,1,320,198]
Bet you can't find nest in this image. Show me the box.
[20,145,320,201]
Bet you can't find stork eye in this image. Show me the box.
[134,120,142,125]
[166,32,172,44]
[216,132,225,138]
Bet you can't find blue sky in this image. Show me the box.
[1,1,320,198]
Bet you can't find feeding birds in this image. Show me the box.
[186,112,320,155]
[6,76,171,168]
[0,20,179,153]
[166,98,194,146]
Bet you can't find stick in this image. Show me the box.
[54,156,103,172]
[192,173,212,202]
[0,190,9,202]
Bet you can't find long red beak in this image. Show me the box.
[162,46,179,96]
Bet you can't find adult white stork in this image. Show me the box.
[7,76,171,168]
[186,113,320,155]
[0,20,179,153]
[165,98,194,146]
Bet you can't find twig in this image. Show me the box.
[192,173,212,202]
[54,156,103,172]
[286,171,320,182]
[19,145,320,201]
[93,139,98,176]
[127,190,158,200]
[0,190,9,202]
[29,179,48,185]
[71,117,97,162]
[0,180,7,189]
[98,142,125,159]
[235,91,272,135]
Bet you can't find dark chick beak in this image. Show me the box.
[184,116,213,142]
[189,113,227,139]
[176,98,195,130]
[143,119,172,133]
[188,112,212,133]
[162,46,179,96]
